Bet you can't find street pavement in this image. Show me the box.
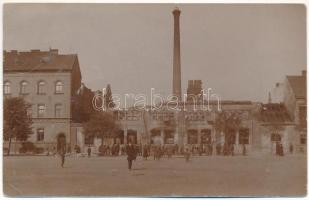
[3,154,307,197]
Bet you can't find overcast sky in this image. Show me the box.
[3,4,306,104]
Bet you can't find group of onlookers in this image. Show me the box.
[71,142,293,158]
[98,144,121,156]
[51,141,291,168]
[89,143,249,158]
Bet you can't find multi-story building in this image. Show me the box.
[253,70,307,154]
[283,70,307,152]
[3,49,82,152]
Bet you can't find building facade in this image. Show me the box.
[283,70,307,152]
[3,49,82,153]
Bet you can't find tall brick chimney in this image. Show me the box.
[172,7,182,101]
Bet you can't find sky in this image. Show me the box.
[3,4,307,105]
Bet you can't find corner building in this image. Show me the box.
[3,49,82,151]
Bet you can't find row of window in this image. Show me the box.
[271,133,307,145]
[187,128,250,144]
[3,80,64,95]
[115,111,142,121]
[299,106,307,127]
[28,104,63,118]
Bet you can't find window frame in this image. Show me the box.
[37,128,44,142]
[271,133,281,142]
[84,135,94,145]
[239,128,250,145]
[55,81,64,94]
[20,81,29,95]
[4,81,11,95]
[37,81,46,95]
[55,103,62,118]
[37,104,46,118]
[187,129,198,144]
[300,134,307,145]
[299,105,307,127]
[201,129,212,144]
[27,104,33,117]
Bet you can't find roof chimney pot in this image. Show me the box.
[302,70,306,76]
[31,49,40,53]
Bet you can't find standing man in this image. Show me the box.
[242,144,246,156]
[184,146,191,162]
[59,145,66,168]
[87,146,91,158]
[143,144,149,160]
[289,143,294,154]
[126,141,136,170]
[216,143,221,155]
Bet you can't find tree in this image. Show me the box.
[83,111,120,145]
[72,84,96,123]
[104,84,115,109]
[214,111,242,145]
[4,97,33,155]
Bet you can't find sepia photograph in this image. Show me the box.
[2,2,307,197]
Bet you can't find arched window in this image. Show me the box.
[37,81,46,94]
[55,81,63,94]
[4,81,11,95]
[20,81,28,94]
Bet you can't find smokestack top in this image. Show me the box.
[173,7,181,15]
[172,6,182,101]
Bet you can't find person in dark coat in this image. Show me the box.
[167,146,173,159]
[143,145,149,160]
[216,143,221,155]
[87,146,91,157]
[242,144,246,156]
[279,143,284,156]
[184,146,191,162]
[126,142,136,170]
[230,144,234,156]
[209,142,213,156]
[59,145,66,168]
[289,143,294,154]
[275,142,279,155]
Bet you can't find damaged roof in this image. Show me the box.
[259,103,292,124]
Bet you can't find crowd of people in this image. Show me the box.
[87,143,249,159]
[57,142,290,168]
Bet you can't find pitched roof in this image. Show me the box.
[287,75,306,99]
[4,49,78,72]
[259,103,292,124]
